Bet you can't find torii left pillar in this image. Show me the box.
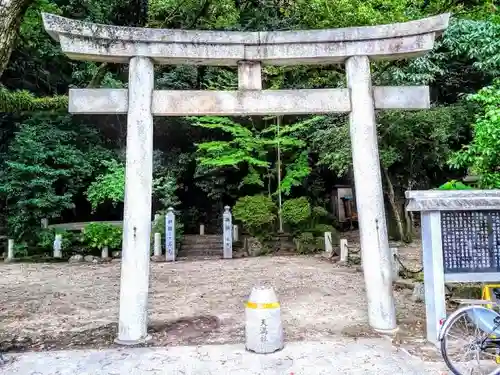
[115,56,154,345]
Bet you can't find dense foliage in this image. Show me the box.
[82,222,123,251]
[0,0,499,255]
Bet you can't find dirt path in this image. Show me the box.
[0,256,428,355]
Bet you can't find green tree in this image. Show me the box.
[312,105,472,241]
[0,114,111,239]
[190,116,316,196]
[449,80,500,188]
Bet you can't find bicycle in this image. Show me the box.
[439,293,500,375]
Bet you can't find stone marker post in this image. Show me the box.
[102,246,109,259]
[324,232,333,255]
[223,206,233,259]
[116,56,154,345]
[199,224,205,236]
[165,207,175,262]
[53,234,62,258]
[154,232,162,257]
[5,239,14,262]
[233,225,239,242]
[245,285,284,353]
[41,218,48,229]
[340,239,348,262]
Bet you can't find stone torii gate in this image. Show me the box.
[43,13,450,345]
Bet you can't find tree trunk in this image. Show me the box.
[382,167,407,242]
[0,0,33,79]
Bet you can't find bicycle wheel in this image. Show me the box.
[440,305,500,375]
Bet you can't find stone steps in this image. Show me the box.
[179,235,223,258]
[177,249,223,257]
[182,235,223,243]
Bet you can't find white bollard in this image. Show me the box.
[340,239,348,262]
[154,232,162,256]
[102,245,109,259]
[245,285,284,353]
[53,234,62,258]
[199,224,205,236]
[41,218,48,229]
[233,225,239,242]
[324,232,333,254]
[6,239,14,262]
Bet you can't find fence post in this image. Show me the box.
[5,239,14,262]
[102,246,109,259]
[154,232,162,257]
[324,232,333,255]
[340,239,348,262]
[223,206,233,259]
[165,207,176,262]
[53,234,62,258]
[233,225,239,242]
[390,247,400,281]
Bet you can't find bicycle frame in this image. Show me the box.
[439,305,500,341]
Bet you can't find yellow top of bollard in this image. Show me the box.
[246,285,280,309]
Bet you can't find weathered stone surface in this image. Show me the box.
[151,255,166,262]
[0,339,448,374]
[111,250,121,258]
[412,283,425,302]
[68,254,84,263]
[84,255,100,263]
[69,86,430,116]
[116,56,154,345]
[346,55,396,333]
[246,237,264,257]
[238,62,262,90]
[42,13,450,65]
[405,190,500,211]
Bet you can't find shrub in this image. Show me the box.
[233,195,277,237]
[36,228,75,253]
[86,159,125,212]
[438,180,474,190]
[282,197,311,225]
[82,222,122,250]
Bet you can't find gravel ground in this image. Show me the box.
[0,255,432,358]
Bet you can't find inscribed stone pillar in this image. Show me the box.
[165,207,176,262]
[223,206,233,259]
[346,55,397,333]
[115,56,154,345]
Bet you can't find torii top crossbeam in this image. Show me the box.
[42,13,450,65]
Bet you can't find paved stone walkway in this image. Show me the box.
[1,338,447,375]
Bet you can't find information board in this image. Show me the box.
[441,211,500,274]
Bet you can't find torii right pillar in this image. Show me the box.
[346,55,396,332]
